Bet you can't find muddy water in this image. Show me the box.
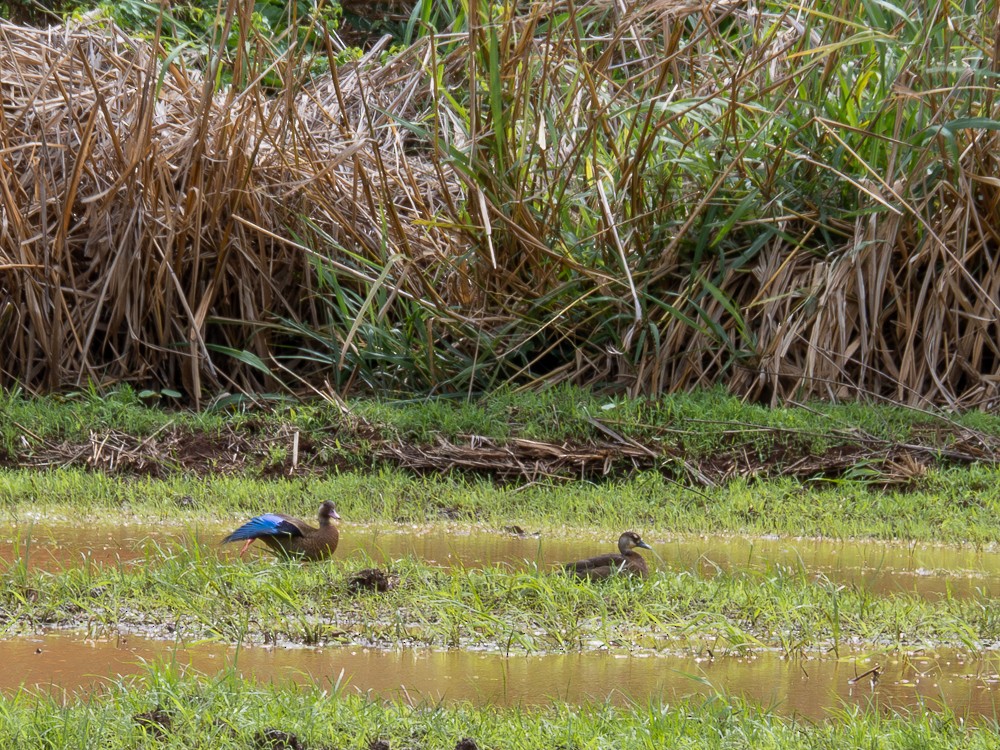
[4,521,1000,600]
[5,632,1000,720]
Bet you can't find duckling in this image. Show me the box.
[223,501,340,561]
[564,531,652,579]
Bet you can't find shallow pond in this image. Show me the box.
[5,632,1000,720]
[3,522,999,600]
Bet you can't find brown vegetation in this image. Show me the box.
[1,5,999,407]
[0,19,460,403]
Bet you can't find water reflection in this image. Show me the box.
[6,632,1000,720]
[3,522,1000,600]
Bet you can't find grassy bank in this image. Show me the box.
[4,386,1000,485]
[10,386,1000,449]
[1,666,996,749]
[3,541,999,654]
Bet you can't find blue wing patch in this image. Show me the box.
[223,514,302,543]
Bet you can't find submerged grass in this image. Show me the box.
[0,668,1000,750]
[2,541,999,654]
[2,666,997,748]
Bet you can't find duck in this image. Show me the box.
[564,531,653,579]
[222,501,340,561]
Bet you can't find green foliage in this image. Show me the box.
[6,458,1000,544]
[57,0,343,87]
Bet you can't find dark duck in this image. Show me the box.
[564,531,653,579]
[223,501,340,561]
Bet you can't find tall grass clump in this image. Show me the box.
[405,0,1000,405]
[0,1,997,406]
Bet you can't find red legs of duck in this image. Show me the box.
[238,539,255,557]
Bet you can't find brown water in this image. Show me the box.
[6,632,1000,720]
[3,521,999,600]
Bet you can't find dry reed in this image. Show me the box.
[1,1,998,408]
[0,16,462,406]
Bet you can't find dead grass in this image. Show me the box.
[0,17,463,405]
[1,2,998,407]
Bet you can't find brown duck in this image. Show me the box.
[223,501,340,561]
[564,531,653,579]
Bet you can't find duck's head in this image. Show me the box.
[618,531,651,553]
[318,501,341,523]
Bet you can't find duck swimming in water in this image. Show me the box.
[563,531,653,579]
[222,501,340,561]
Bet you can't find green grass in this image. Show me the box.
[3,539,999,654]
[0,665,996,749]
[5,464,1000,544]
[349,386,1000,448]
[3,386,1000,471]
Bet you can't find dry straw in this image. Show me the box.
[1,2,999,408]
[0,16,462,406]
